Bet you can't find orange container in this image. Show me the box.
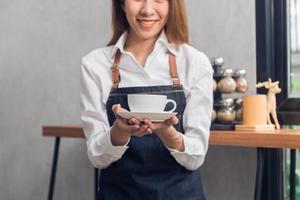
[242,95,267,125]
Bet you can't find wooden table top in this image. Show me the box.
[42,125,300,149]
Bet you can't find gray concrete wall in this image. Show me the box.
[0,0,256,199]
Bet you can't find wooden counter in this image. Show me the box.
[43,125,300,149]
[209,129,300,149]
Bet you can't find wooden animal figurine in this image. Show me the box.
[256,78,282,129]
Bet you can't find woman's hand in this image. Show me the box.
[143,116,179,134]
[143,116,185,152]
[110,104,152,146]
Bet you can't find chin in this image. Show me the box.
[136,30,162,41]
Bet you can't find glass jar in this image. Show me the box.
[217,69,236,93]
[211,109,217,122]
[217,98,236,123]
[213,79,217,92]
[235,98,243,121]
[234,69,248,93]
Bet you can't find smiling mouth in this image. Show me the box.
[137,19,159,27]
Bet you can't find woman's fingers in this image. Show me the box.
[143,119,164,130]
[128,117,141,125]
[116,119,140,132]
[112,104,131,124]
[118,106,129,113]
[115,115,148,136]
[164,116,179,126]
[131,124,148,136]
[112,104,130,115]
[112,104,122,119]
[112,105,152,137]
[131,124,152,137]
[143,116,179,131]
[112,104,142,126]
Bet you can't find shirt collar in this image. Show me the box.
[110,30,177,59]
[156,30,177,55]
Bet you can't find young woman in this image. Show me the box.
[80,0,213,199]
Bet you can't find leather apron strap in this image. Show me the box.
[111,50,121,89]
[169,52,181,86]
[111,49,181,88]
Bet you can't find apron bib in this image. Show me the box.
[98,50,205,200]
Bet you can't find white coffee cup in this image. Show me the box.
[128,94,177,113]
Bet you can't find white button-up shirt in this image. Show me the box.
[80,31,213,171]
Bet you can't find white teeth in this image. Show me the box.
[139,20,156,25]
[142,21,153,24]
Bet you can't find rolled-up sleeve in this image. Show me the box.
[80,59,129,169]
[167,53,213,171]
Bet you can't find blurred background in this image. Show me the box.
[0,0,256,199]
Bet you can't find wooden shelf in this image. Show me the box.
[43,125,300,149]
[210,130,300,149]
[43,125,84,138]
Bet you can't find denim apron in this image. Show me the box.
[98,50,205,200]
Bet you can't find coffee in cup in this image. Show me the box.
[127,94,177,113]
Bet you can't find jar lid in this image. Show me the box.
[235,98,243,106]
[221,68,234,77]
[210,57,224,67]
[221,98,234,107]
[234,69,247,76]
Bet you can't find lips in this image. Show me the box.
[137,19,159,28]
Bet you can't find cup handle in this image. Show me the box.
[165,99,177,113]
